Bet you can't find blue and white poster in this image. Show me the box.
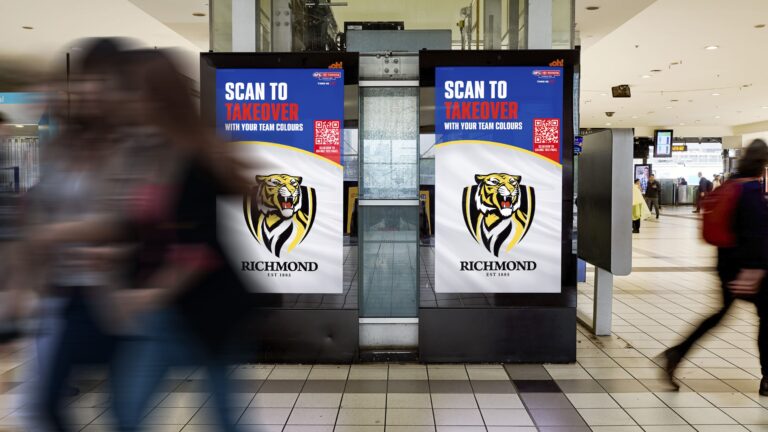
[435,66,563,293]
[216,68,344,293]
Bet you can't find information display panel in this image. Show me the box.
[434,66,564,293]
[215,68,345,294]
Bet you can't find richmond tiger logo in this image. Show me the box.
[243,174,316,258]
[462,173,536,257]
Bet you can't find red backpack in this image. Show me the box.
[701,179,744,247]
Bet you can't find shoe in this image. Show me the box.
[760,377,768,396]
[662,348,682,391]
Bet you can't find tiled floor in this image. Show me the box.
[2,206,768,431]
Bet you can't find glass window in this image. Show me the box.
[360,87,419,199]
[359,205,419,317]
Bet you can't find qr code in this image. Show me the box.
[534,118,560,144]
[314,120,341,146]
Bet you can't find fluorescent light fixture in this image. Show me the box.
[705,45,719,50]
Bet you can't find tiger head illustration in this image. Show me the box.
[474,174,522,218]
[244,174,316,258]
[463,173,535,257]
[256,174,303,218]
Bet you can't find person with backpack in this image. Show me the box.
[663,139,768,395]
[693,171,713,213]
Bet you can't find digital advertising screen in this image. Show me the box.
[434,66,563,293]
[215,68,345,294]
[654,129,673,158]
[634,164,652,194]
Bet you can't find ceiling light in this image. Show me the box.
[192,12,206,16]
[605,122,611,126]
[704,45,719,50]
[21,26,33,30]
[600,93,607,96]
[711,93,720,96]
[641,75,651,79]
[14,125,23,128]
[715,115,721,119]
[665,106,672,109]
[586,6,600,10]
[762,106,768,109]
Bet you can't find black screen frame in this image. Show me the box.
[654,129,674,158]
[418,49,579,309]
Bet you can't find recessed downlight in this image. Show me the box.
[704,45,719,50]
[22,26,33,30]
[600,93,607,96]
[711,93,721,96]
[641,74,651,79]
[586,6,600,10]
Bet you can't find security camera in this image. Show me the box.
[605,112,615,117]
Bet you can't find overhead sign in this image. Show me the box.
[672,144,687,152]
[216,68,344,293]
[434,66,563,293]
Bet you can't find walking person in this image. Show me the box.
[632,179,650,233]
[693,171,713,213]
[644,173,662,219]
[108,50,251,432]
[663,139,768,394]
[713,174,723,189]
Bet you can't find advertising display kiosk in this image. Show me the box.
[201,52,360,362]
[419,50,578,362]
[202,50,578,363]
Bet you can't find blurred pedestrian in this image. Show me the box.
[108,50,251,432]
[644,173,661,219]
[664,139,768,394]
[693,171,713,213]
[632,179,650,233]
[22,38,127,432]
[713,174,723,189]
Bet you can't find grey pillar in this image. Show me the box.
[232,0,259,51]
[211,0,265,52]
[527,0,552,49]
[484,0,502,49]
[271,0,292,52]
[593,267,613,336]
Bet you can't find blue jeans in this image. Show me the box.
[113,309,240,432]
